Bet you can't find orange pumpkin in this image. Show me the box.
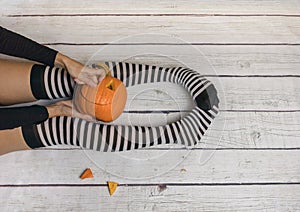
[73,63,127,122]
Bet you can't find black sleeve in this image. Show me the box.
[0,26,58,66]
[0,105,49,130]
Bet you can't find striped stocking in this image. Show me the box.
[30,64,74,99]
[27,62,219,151]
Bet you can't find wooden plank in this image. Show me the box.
[121,77,300,111]
[1,16,299,44]
[2,99,299,149]
[1,1,298,210]
[1,0,300,15]
[1,103,298,148]
[114,111,300,149]
[24,78,299,112]
[2,45,300,76]
[1,78,299,147]
[0,185,299,211]
[9,77,299,111]
[49,45,300,76]
[0,150,299,184]
[2,77,299,110]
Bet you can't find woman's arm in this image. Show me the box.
[0,26,106,86]
[0,105,49,130]
[54,52,105,87]
[0,100,94,130]
[0,26,57,66]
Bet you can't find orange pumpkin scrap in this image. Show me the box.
[74,62,127,122]
[107,181,118,196]
[80,168,94,179]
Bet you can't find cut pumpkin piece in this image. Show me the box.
[80,168,94,179]
[107,181,118,196]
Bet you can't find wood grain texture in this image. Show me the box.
[1,64,299,111]
[0,185,299,211]
[0,150,299,184]
[114,111,300,149]
[1,16,300,44]
[2,46,300,76]
[121,77,300,111]
[50,45,300,76]
[2,0,300,15]
[1,0,300,211]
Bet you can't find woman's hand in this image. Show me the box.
[46,100,95,122]
[55,53,106,87]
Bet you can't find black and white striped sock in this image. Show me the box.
[26,62,219,151]
[30,64,75,99]
[34,106,218,152]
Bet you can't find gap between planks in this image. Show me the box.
[122,110,300,113]
[6,14,300,17]
[43,43,300,46]
[0,182,300,187]
[39,147,300,151]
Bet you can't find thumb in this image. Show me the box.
[75,77,97,87]
[74,78,85,84]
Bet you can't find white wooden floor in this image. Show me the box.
[1,1,300,211]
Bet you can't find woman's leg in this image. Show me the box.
[0,60,36,105]
[31,108,217,152]
[20,61,219,153]
[30,63,75,100]
[0,59,74,105]
[0,127,31,155]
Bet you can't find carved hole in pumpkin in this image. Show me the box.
[106,80,115,91]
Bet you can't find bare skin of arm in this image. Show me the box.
[55,53,105,87]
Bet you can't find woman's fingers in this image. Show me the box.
[63,100,96,122]
[56,54,106,87]
[77,66,106,87]
[72,107,96,122]
[74,78,85,85]
[46,100,95,122]
[60,100,73,107]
